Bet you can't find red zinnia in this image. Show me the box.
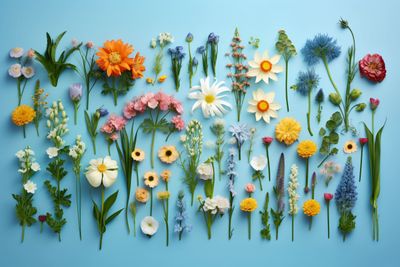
[359,138,368,145]
[359,54,386,83]
[262,136,273,145]
[324,193,333,201]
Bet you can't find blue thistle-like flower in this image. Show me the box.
[301,34,341,66]
[335,157,357,212]
[229,123,250,146]
[174,191,192,236]
[295,69,320,96]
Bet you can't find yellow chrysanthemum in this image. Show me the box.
[160,170,171,182]
[11,105,36,126]
[240,198,258,212]
[135,187,149,203]
[144,171,159,188]
[343,140,357,154]
[303,199,321,217]
[131,148,145,162]
[157,191,170,200]
[275,117,301,145]
[297,140,317,158]
[158,145,179,164]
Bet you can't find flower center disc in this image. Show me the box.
[109,52,121,64]
[97,163,107,173]
[205,94,215,104]
[257,100,269,112]
[260,60,272,72]
[166,150,172,156]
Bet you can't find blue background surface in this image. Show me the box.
[1,0,399,266]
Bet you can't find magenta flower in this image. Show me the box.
[369,98,380,110]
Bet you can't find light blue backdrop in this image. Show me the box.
[1,0,398,266]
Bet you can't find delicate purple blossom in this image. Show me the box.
[69,83,83,101]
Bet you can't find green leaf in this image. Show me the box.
[105,209,123,225]
[319,127,326,136]
[326,120,336,131]
[329,132,339,144]
[103,190,119,215]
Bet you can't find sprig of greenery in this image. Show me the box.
[84,109,101,154]
[252,171,265,191]
[34,31,81,87]
[338,211,356,241]
[318,112,341,167]
[210,121,225,180]
[12,192,37,242]
[271,153,285,240]
[260,192,271,240]
[275,30,297,112]
[101,72,134,106]
[77,45,99,110]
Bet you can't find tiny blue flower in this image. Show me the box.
[295,69,320,96]
[97,107,109,117]
[192,57,198,66]
[197,45,206,54]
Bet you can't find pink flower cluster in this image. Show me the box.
[101,114,127,141]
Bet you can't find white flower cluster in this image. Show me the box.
[202,196,230,214]
[46,100,69,148]
[181,120,203,157]
[158,32,174,46]
[288,164,300,215]
[69,135,86,160]
[197,162,213,180]
[16,146,40,174]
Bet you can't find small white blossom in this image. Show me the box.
[46,147,59,158]
[23,180,37,194]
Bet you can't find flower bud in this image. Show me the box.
[329,93,342,105]
[350,88,362,100]
[150,38,157,49]
[46,120,51,128]
[62,111,67,118]
[370,98,380,110]
[186,33,193,43]
[54,117,59,125]
[355,103,366,112]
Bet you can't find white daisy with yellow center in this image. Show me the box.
[188,77,232,118]
[247,50,283,84]
[247,88,281,123]
[85,156,118,188]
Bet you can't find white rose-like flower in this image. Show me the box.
[197,163,213,180]
[31,162,41,172]
[10,47,24,58]
[16,150,25,159]
[8,63,22,78]
[250,155,268,171]
[23,180,37,194]
[214,195,230,214]
[46,147,59,158]
[140,216,159,236]
[202,197,218,214]
[85,156,118,188]
[21,66,35,79]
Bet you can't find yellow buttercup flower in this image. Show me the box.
[157,191,170,200]
[135,187,149,203]
[343,140,357,154]
[11,105,36,126]
[144,171,159,188]
[131,148,145,161]
[303,199,321,216]
[240,198,258,212]
[275,117,301,145]
[158,75,167,83]
[160,170,171,182]
[146,77,154,84]
[297,140,317,158]
[158,145,179,164]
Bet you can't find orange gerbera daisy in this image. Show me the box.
[96,39,134,77]
[131,52,146,79]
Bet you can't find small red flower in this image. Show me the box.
[359,54,386,83]
[324,193,333,201]
[359,138,368,145]
[262,136,273,145]
[38,215,47,222]
[369,98,380,110]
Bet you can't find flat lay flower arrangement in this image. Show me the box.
[8,19,388,250]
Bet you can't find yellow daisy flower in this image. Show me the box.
[343,140,357,154]
[144,171,159,188]
[158,145,179,164]
[131,148,145,162]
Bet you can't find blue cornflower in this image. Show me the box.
[229,123,250,146]
[197,45,206,54]
[97,107,109,117]
[335,157,357,212]
[295,69,320,96]
[301,34,341,66]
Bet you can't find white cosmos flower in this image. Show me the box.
[23,180,37,194]
[188,77,232,118]
[10,47,24,58]
[85,156,118,188]
[31,162,41,172]
[140,216,159,236]
[247,50,283,84]
[8,63,22,78]
[46,147,59,158]
[214,195,230,213]
[197,163,213,180]
[250,155,268,171]
[247,88,281,123]
[21,66,35,78]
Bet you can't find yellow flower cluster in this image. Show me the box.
[11,105,36,126]
[160,170,171,182]
[240,198,258,212]
[303,199,321,216]
[297,140,318,158]
[135,188,149,203]
[157,191,170,200]
[275,117,301,145]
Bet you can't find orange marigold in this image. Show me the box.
[130,52,146,79]
[11,105,36,126]
[96,39,134,77]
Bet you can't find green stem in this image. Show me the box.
[258,177,263,191]
[73,102,78,125]
[359,146,364,182]
[91,137,97,155]
[318,154,330,168]
[327,202,330,239]
[75,172,82,240]
[17,78,22,106]
[150,129,156,169]
[150,188,153,216]
[291,215,294,242]
[22,125,26,139]
[238,145,242,161]
[266,146,271,181]
[247,213,251,240]
[107,142,111,156]
[307,90,313,136]
[99,186,104,250]
[21,223,25,243]
[305,158,309,193]
[134,162,139,186]
[285,60,290,112]
[322,56,341,96]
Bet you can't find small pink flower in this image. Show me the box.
[109,132,119,141]
[71,38,79,48]
[324,193,333,201]
[245,183,256,193]
[147,98,158,109]
[369,98,380,110]
[171,115,185,131]
[141,92,155,105]
[86,41,94,49]
[27,49,35,59]
[170,97,183,114]
[359,138,368,145]
[123,101,137,119]
[133,98,146,113]
[101,114,126,135]
[262,137,273,145]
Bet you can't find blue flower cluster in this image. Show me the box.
[301,34,341,66]
[226,148,237,196]
[295,69,320,96]
[229,123,250,147]
[174,191,192,238]
[335,157,358,212]
[207,32,219,44]
[168,46,185,61]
